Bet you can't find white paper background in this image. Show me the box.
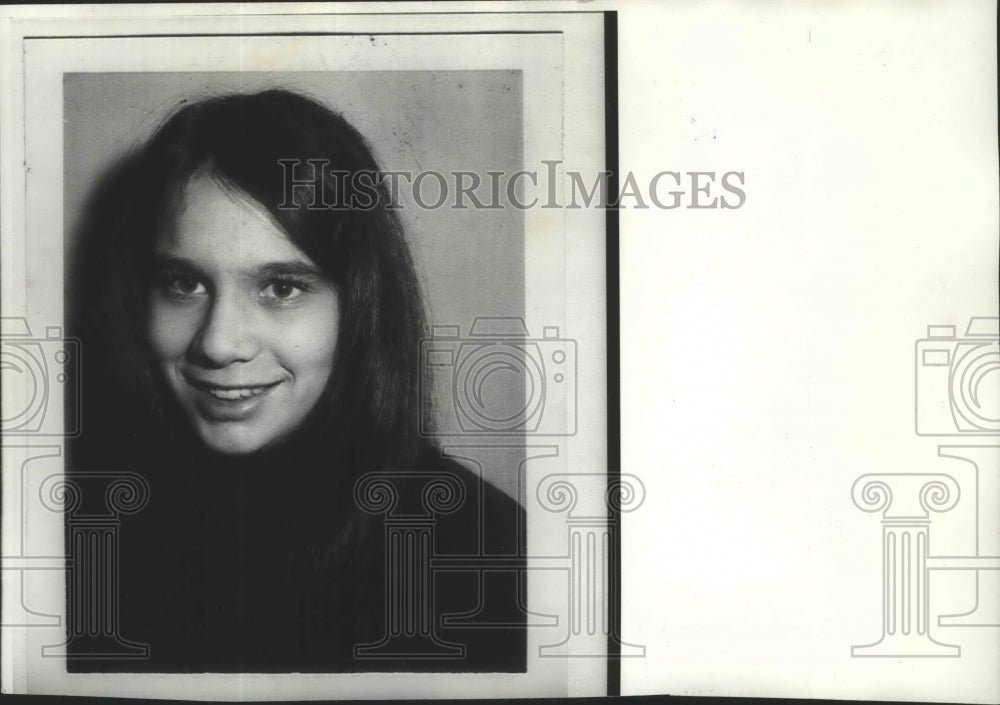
[616,1,999,703]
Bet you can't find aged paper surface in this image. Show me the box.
[2,2,998,702]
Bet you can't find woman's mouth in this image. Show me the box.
[182,377,282,421]
[204,385,275,401]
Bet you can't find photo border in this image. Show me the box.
[1,6,615,700]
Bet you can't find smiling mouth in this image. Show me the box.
[205,385,275,401]
[185,378,280,401]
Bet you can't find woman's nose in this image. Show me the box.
[189,293,260,367]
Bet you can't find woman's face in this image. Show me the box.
[148,174,340,455]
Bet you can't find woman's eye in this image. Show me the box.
[261,280,306,302]
[161,275,206,298]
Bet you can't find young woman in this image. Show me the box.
[67,89,525,673]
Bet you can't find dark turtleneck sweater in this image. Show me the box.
[66,429,526,673]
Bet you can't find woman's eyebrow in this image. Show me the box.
[151,255,205,275]
[257,261,325,279]
[150,256,325,282]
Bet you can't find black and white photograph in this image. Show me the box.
[65,73,529,674]
[2,9,609,700]
[3,2,998,704]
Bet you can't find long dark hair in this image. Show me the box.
[70,89,427,472]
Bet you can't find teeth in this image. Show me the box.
[206,386,270,401]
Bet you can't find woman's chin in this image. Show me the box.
[192,420,280,456]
